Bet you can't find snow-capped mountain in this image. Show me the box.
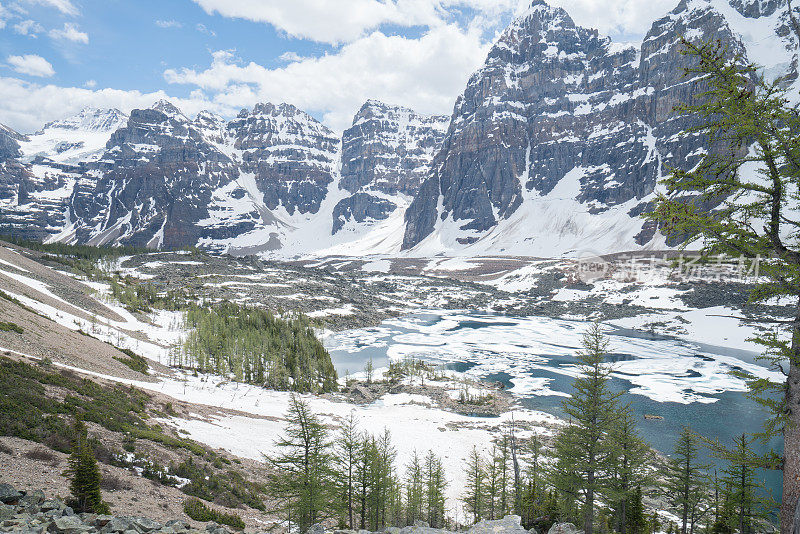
[0,99,446,255]
[62,101,242,248]
[401,0,799,256]
[0,0,797,258]
[20,108,128,166]
[334,100,448,234]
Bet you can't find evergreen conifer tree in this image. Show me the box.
[65,419,109,514]
[551,323,621,534]
[266,394,336,532]
[424,450,447,528]
[463,446,486,523]
[334,411,360,528]
[665,426,710,534]
[406,450,425,526]
[708,434,768,534]
[607,404,652,534]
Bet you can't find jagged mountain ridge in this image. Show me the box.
[401,0,799,256]
[0,0,797,257]
[0,98,448,255]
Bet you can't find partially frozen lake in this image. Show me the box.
[326,311,783,499]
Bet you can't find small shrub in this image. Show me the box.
[23,448,59,464]
[183,498,245,530]
[0,321,23,334]
[122,435,135,453]
[113,349,149,375]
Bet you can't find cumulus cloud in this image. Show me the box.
[7,54,55,77]
[155,19,183,29]
[25,0,78,16]
[548,0,677,40]
[0,0,686,135]
[13,19,44,36]
[190,0,524,44]
[189,0,678,45]
[278,51,304,63]
[165,23,491,131]
[0,76,215,133]
[49,22,89,43]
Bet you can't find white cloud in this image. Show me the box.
[548,0,678,41]
[49,22,89,43]
[7,54,55,77]
[155,19,183,29]
[13,19,43,36]
[84,79,96,88]
[189,0,679,45]
[278,51,304,63]
[0,77,213,133]
[195,23,216,36]
[0,0,687,136]
[25,0,78,16]
[165,23,491,132]
[190,0,523,44]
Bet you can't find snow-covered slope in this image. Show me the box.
[19,108,128,165]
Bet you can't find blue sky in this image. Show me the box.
[0,0,679,133]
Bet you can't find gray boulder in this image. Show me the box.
[164,520,190,532]
[20,490,45,507]
[307,524,326,534]
[0,484,21,504]
[547,524,582,534]
[41,499,65,512]
[47,515,90,533]
[131,517,162,532]
[467,515,528,534]
[92,515,114,527]
[101,516,135,533]
[0,504,14,520]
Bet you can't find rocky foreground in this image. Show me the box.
[0,484,229,534]
[0,484,583,534]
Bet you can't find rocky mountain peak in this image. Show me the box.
[38,108,128,135]
[333,100,449,234]
[247,101,311,121]
[227,101,339,217]
[150,100,186,120]
[727,0,784,17]
[195,110,225,123]
[401,0,797,255]
[0,124,24,161]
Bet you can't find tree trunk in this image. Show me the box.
[783,301,800,534]
[682,455,689,534]
[584,469,595,534]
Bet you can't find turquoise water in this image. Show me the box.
[325,311,782,503]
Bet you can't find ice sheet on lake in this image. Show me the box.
[325,311,783,405]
